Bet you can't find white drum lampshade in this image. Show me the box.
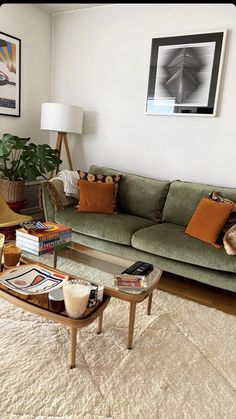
[40,102,83,174]
[41,103,83,134]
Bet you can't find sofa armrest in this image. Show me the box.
[40,181,56,222]
[40,179,77,221]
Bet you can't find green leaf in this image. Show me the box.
[0,132,61,181]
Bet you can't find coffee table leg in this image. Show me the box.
[53,249,57,269]
[70,326,77,368]
[147,292,153,315]
[97,313,103,334]
[128,302,137,349]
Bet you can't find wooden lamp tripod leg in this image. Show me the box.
[62,133,73,171]
[50,132,63,178]
[50,132,74,178]
[55,133,63,173]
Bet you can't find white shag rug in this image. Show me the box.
[0,255,236,419]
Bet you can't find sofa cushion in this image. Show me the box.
[55,207,155,245]
[185,197,234,248]
[163,180,236,226]
[76,180,114,214]
[89,165,170,222]
[131,222,236,273]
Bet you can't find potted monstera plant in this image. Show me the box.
[0,133,61,203]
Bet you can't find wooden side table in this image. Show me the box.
[7,200,29,212]
[0,226,17,241]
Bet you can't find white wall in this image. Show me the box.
[52,4,236,187]
[0,4,51,144]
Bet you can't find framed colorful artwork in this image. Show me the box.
[0,31,21,117]
[145,30,227,116]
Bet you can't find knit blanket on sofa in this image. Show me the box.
[50,169,79,198]
[38,170,79,212]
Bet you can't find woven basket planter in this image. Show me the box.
[0,178,25,203]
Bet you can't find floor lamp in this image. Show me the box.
[41,103,83,175]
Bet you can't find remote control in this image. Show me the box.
[121,261,144,275]
[121,261,153,276]
[132,263,154,276]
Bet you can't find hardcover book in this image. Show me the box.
[16,222,72,242]
[15,244,55,256]
[16,236,71,250]
[16,234,71,248]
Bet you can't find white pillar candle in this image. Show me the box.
[63,282,91,319]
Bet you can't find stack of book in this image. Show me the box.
[16,221,72,256]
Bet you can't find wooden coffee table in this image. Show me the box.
[22,243,163,350]
[0,262,110,369]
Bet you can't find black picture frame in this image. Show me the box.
[0,31,21,117]
[145,30,227,116]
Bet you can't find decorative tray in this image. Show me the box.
[0,264,68,295]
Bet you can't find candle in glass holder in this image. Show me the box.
[63,279,91,319]
[3,241,21,268]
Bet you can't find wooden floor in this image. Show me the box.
[158,272,236,316]
[64,244,236,316]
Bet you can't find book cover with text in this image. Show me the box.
[16,222,72,242]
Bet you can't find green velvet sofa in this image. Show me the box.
[41,165,236,293]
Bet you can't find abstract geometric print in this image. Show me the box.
[163,47,204,103]
[154,42,215,107]
[145,31,226,116]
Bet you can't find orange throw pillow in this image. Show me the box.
[76,180,114,214]
[185,197,234,248]
[77,170,122,213]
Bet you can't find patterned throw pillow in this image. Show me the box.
[77,170,122,212]
[209,191,236,243]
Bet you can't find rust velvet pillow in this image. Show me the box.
[185,197,234,248]
[77,170,122,213]
[76,180,114,214]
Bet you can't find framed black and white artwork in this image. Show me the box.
[145,30,227,116]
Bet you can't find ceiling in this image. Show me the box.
[35,4,106,14]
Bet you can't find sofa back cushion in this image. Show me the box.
[89,165,170,222]
[163,180,236,226]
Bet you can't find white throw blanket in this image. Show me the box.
[49,169,80,198]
